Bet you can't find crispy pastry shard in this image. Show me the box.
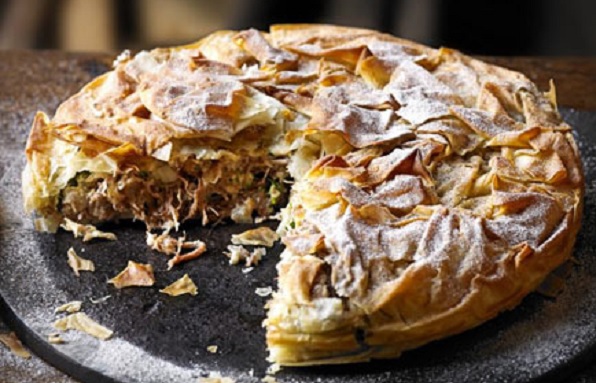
[231,227,279,247]
[224,245,266,267]
[61,218,117,242]
[224,245,250,265]
[206,345,218,353]
[67,247,95,277]
[160,274,198,296]
[55,301,83,314]
[0,332,31,359]
[247,248,266,266]
[108,261,155,288]
[54,313,113,340]
[48,333,65,344]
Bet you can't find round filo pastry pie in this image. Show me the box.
[23,25,584,365]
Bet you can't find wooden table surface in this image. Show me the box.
[0,51,595,383]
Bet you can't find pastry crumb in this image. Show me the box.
[55,301,83,314]
[90,295,112,304]
[0,332,31,359]
[67,247,95,277]
[48,333,65,344]
[206,345,218,353]
[266,363,281,375]
[54,312,113,340]
[255,287,273,297]
[231,227,279,247]
[225,245,266,267]
[113,49,131,67]
[61,218,117,242]
[224,245,250,265]
[247,247,266,266]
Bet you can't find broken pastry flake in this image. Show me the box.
[247,247,266,267]
[206,345,218,353]
[54,312,113,340]
[108,261,155,289]
[90,295,112,304]
[266,363,281,375]
[255,286,273,297]
[224,245,266,267]
[55,300,83,314]
[0,332,31,359]
[67,247,95,277]
[159,274,198,296]
[255,212,283,224]
[61,218,117,242]
[146,230,179,255]
[48,333,65,344]
[231,226,279,247]
[224,245,250,265]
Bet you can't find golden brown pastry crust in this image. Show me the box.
[23,24,584,366]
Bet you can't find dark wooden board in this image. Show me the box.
[1,51,596,383]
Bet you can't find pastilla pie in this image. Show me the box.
[23,24,584,365]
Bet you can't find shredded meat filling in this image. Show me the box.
[59,157,288,229]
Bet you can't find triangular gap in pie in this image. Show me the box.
[23,24,584,365]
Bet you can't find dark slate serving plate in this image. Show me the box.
[1,97,595,382]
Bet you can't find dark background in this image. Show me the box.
[0,0,595,56]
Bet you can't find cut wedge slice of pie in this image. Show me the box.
[23,24,583,366]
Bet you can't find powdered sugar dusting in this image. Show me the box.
[397,100,450,125]
[486,191,564,249]
[450,106,514,137]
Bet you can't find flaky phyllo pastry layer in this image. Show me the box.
[23,25,583,365]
